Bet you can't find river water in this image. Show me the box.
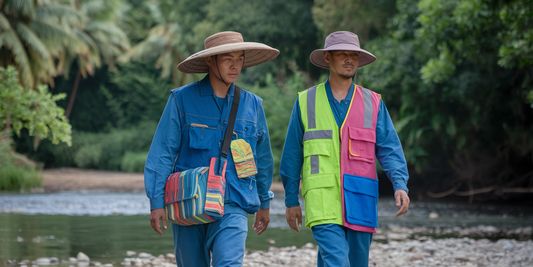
[0,191,532,265]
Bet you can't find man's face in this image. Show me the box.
[324,50,360,79]
[206,51,244,84]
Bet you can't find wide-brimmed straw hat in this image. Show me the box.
[310,31,377,69]
[177,31,280,73]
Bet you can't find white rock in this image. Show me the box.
[138,253,152,258]
[68,257,77,263]
[126,251,136,257]
[428,212,439,219]
[34,258,51,265]
[77,252,90,262]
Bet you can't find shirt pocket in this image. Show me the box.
[233,120,258,150]
[188,123,217,150]
[348,127,376,163]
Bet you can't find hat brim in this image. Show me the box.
[309,44,377,69]
[177,42,280,73]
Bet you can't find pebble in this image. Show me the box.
[77,252,90,262]
[5,225,533,267]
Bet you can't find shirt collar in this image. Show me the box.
[325,78,354,103]
[199,74,235,97]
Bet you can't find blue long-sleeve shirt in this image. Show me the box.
[280,80,409,207]
[145,75,274,213]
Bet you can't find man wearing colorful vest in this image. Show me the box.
[144,31,279,267]
[280,31,410,267]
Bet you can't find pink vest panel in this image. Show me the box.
[340,85,381,233]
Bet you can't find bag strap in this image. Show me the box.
[220,85,240,158]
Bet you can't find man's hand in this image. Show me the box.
[150,208,167,235]
[253,208,270,235]
[285,206,302,233]
[394,190,410,216]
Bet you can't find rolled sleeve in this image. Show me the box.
[375,100,409,193]
[144,93,182,210]
[255,102,274,209]
[280,99,304,207]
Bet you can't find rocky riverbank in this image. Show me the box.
[6,235,533,267]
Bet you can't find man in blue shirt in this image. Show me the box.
[280,31,410,266]
[144,31,279,267]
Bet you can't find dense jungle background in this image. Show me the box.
[1,0,532,202]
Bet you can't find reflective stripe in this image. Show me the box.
[363,88,373,128]
[303,130,333,141]
[307,86,317,129]
[310,155,319,174]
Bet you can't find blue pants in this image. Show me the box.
[312,224,373,267]
[171,213,248,267]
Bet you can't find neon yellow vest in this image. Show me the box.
[299,83,343,228]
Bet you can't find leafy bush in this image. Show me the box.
[17,121,157,172]
[74,144,103,169]
[0,133,42,191]
[0,163,42,191]
[120,152,148,173]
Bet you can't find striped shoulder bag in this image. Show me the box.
[164,87,240,226]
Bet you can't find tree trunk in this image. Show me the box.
[65,70,82,119]
[4,115,10,132]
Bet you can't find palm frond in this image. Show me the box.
[85,21,129,49]
[3,0,35,19]
[15,23,52,62]
[35,5,86,28]
[119,30,167,62]
[147,2,165,25]
[0,30,34,87]
[79,0,106,16]
[29,20,88,54]
[0,14,12,31]
[74,29,100,58]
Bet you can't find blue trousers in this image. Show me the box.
[312,224,373,267]
[171,213,248,267]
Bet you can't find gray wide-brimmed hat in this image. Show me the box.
[177,31,280,74]
[310,31,377,69]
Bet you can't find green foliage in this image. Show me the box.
[245,67,307,180]
[100,61,174,128]
[74,144,102,169]
[19,121,156,172]
[0,162,42,191]
[0,66,71,146]
[121,152,148,173]
[359,0,533,197]
[0,0,88,87]
[0,133,42,191]
[312,0,397,41]
[498,0,533,69]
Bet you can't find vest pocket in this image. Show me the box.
[302,174,337,224]
[348,127,376,163]
[303,140,331,175]
[188,123,217,150]
[343,174,378,227]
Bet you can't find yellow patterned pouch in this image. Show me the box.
[230,139,258,178]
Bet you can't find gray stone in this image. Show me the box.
[76,252,90,262]
[34,258,51,265]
